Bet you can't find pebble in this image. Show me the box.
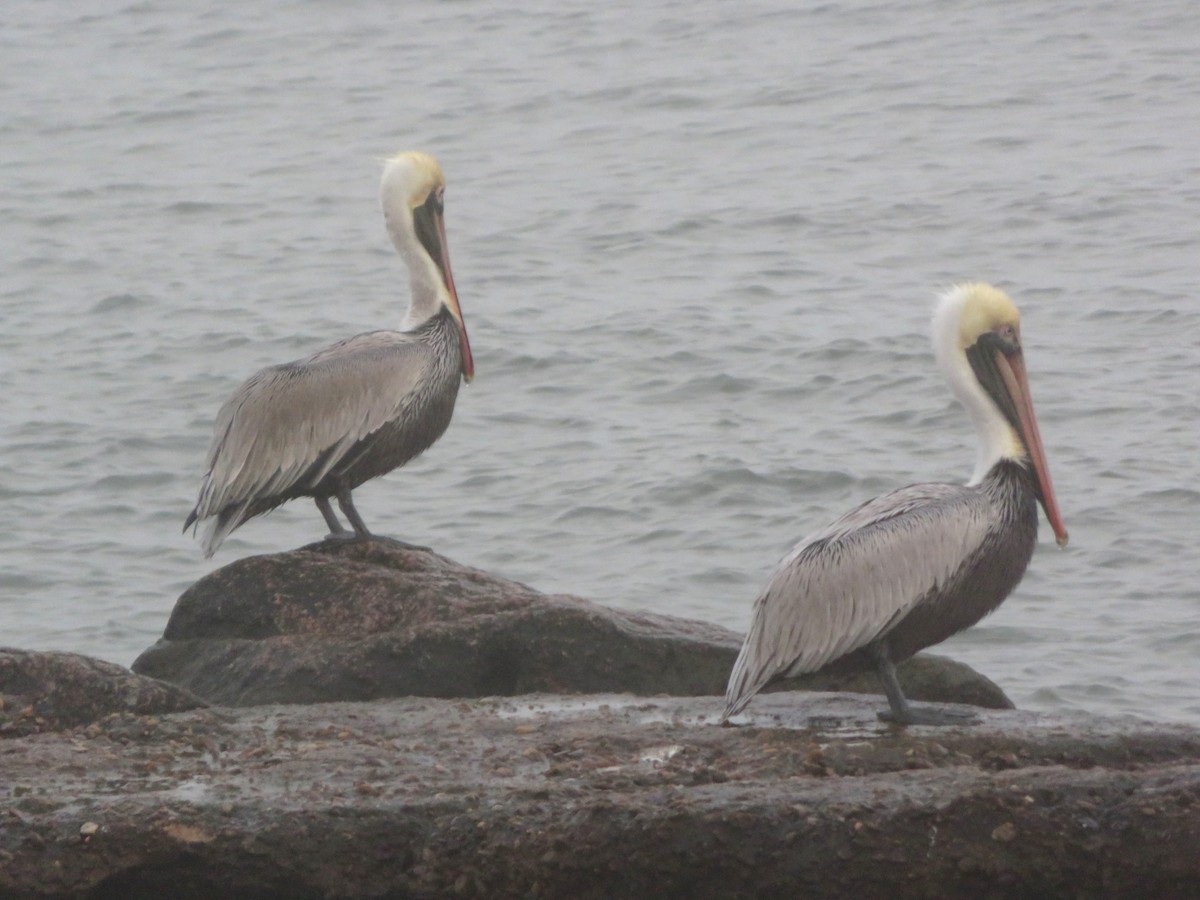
[991,822,1017,842]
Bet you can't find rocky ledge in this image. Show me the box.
[129,540,1011,710]
[1,540,1196,899]
[0,649,205,738]
[1,693,1198,899]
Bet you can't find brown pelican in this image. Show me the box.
[722,284,1067,727]
[184,151,473,557]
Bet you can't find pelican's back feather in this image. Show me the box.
[723,482,993,719]
[187,329,447,556]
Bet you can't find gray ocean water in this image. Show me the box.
[3,0,1198,723]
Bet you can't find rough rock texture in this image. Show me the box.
[131,539,1012,711]
[0,693,1197,899]
[0,649,205,737]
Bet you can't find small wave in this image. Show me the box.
[90,293,147,314]
[553,505,627,524]
[0,571,56,591]
[1138,487,1200,504]
[808,337,871,361]
[93,472,174,491]
[164,200,232,215]
[649,372,758,400]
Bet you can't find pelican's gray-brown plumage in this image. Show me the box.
[184,151,473,557]
[722,284,1068,727]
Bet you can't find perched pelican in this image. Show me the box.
[723,284,1068,727]
[184,151,473,557]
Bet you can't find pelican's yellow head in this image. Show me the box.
[381,151,445,209]
[955,283,1021,350]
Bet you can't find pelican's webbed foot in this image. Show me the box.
[868,638,982,728]
[317,493,431,551]
[877,705,981,727]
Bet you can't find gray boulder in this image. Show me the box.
[0,648,205,737]
[132,539,1012,710]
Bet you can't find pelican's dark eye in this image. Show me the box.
[427,188,444,213]
[993,323,1020,352]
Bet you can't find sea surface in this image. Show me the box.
[3,0,1198,723]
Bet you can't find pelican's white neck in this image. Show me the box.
[380,157,451,331]
[932,285,1026,484]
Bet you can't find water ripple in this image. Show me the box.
[1,0,1198,724]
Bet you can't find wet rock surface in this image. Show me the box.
[130,539,1012,710]
[0,693,1197,899]
[12,546,1173,898]
[0,649,205,737]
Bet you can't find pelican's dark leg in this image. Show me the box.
[315,496,353,540]
[868,640,980,727]
[335,487,429,551]
[335,488,372,538]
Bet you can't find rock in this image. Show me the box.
[0,693,1197,899]
[131,539,1011,710]
[0,648,206,737]
[769,652,1013,711]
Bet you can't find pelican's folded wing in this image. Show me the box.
[186,332,436,550]
[723,483,993,718]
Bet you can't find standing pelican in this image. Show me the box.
[723,284,1068,726]
[184,151,473,558]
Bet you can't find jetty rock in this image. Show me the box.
[0,648,205,738]
[3,541,1198,898]
[1,692,1198,899]
[130,539,1011,710]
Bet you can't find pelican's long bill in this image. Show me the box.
[433,207,473,383]
[413,193,474,382]
[994,347,1068,547]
